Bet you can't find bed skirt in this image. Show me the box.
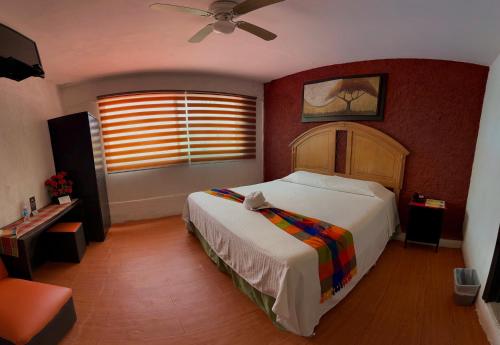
[186,221,285,331]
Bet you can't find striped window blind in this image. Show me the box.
[97,91,257,173]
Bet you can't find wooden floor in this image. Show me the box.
[34,216,488,345]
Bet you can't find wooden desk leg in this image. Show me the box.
[18,240,33,279]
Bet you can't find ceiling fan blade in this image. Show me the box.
[232,0,285,16]
[236,21,277,41]
[189,24,214,43]
[149,3,212,17]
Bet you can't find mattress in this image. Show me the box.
[183,172,399,336]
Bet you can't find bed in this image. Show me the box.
[183,122,409,336]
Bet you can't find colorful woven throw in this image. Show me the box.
[205,188,357,303]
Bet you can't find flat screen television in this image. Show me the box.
[0,23,45,81]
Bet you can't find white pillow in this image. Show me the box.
[280,171,331,186]
[281,171,386,198]
[325,175,378,197]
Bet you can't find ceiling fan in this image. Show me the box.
[150,0,284,43]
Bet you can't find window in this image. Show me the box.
[97,91,257,173]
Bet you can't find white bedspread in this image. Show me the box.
[183,176,399,336]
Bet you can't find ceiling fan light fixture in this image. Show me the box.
[213,20,236,34]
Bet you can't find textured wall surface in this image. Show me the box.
[0,77,62,227]
[264,59,489,240]
[463,53,500,344]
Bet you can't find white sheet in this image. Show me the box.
[183,177,399,336]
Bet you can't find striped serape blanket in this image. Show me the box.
[205,188,357,303]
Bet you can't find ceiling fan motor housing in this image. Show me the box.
[210,0,238,16]
[210,1,238,34]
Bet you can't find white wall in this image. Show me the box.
[463,54,500,344]
[58,72,264,223]
[0,77,62,226]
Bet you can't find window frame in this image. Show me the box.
[97,90,258,174]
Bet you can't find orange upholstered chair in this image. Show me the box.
[0,259,76,345]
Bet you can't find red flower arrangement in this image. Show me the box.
[45,171,73,198]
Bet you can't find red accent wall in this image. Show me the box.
[264,59,489,240]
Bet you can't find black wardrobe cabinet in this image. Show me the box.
[48,112,111,242]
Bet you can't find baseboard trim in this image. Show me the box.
[110,193,188,205]
[463,241,499,344]
[477,300,500,344]
[393,232,462,248]
[109,193,188,224]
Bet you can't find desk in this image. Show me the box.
[0,199,83,279]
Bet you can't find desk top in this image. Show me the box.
[1,199,80,239]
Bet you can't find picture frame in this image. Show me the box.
[301,73,387,122]
[29,196,38,216]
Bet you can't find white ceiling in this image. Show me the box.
[1,0,500,85]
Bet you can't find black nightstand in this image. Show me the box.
[405,200,446,252]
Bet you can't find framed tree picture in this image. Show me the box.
[302,73,387,122]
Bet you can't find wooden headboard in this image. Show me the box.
[290,122,409,199]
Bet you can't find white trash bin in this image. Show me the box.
[454,268,480,306]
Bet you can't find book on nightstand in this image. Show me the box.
[424,199,446,209]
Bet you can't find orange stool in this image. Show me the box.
[46,222,86,263]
